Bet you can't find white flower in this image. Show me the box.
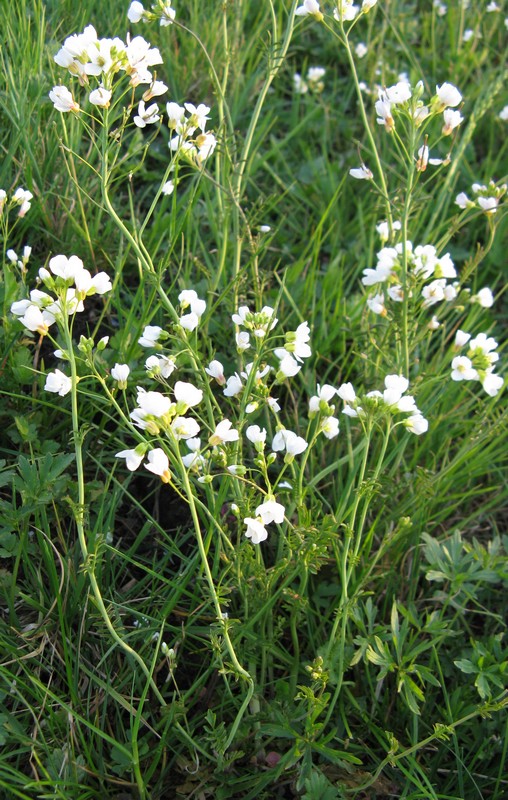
[350,163,373,180]
[451,356,477,381]
[482,372,503,397]
[235,331,250,352]
[174,381,203,408]
[477,196,498,214]
[18,305,55,335]
[128,1,146,23]
[442,108,463,135]
[166,102,186,128]
[89,87,112,107]
[49,85,80,112]
[171,416,200,440]
[416,145,443,172]
[499,106,508,121]
[285,321,312,360]
[276,352,301,379]
[334,2,359,21]
[385,81,411,104]
[272,429,308,456]
[178,289,206,318]
[246,425,267,448]
[422,279,446,306]
[375,97,394,131]
[133,100,160,127]
[179,312,199,331]
[309,383,336,414]
[256,500,285,525]
[209,420,239,446]
[295,0,323,19]
[367,293,386,315]
[244,517,268,544]
[435,82,462,108]
[159,1,176,25]
[455,330,471,348]
[205,360,225,384]
[469,333,498,355]
[455,192,471,209]
[382,375,409,406]
[223,373,243,397]
[471,287,494,308]
[115,447,144,471]
[49,254,85,281]
[111,363,130,387]
[195,132,217,163]
[145,354,176,378]
[337,382,356,403]
[184,102,210,132]
[355,42,368,58]
[293,72,308,94]
[320,416,340,439]
[136,387,172,417]
[362,0,378,9]
[162,180,174,195]
[143,80,168,101]
[145,448,171,482]
[45,369,72,396]
[404,414,428,435]
[138,325,163,347]
[487,1,499,10]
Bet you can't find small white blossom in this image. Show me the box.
[223,373,243,397]
[455,330,471,348]
[115,447,145,471]
[246,425,267,448]
[442,108,463,135]
[139,325,163,347]
[244,517,268,544]
[435,83,462,109]
[174,381,203,408]
[404,414,428,435]
[128,1,146,23]
[45,369,72,396]
[209,420,239,446]
[451,356,478,381]
[111,363,130,388]
[49,85,80,112]
[145,449,171,482]
[295,0,323,19]
[355,42,368,58]
[89,87,112,107]
[350,163,373,180]
[162,180,174,195]
[134,100,160,127]
[272,429,308,456]
[256,500,285,525]
[472,288,494,308]
[205,360,226,385]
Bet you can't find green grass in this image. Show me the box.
[1,0,507,797]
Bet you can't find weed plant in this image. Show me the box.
[1,1,507,798]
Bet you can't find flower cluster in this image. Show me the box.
[451,331,503,397]
[11,254,111,336]
[293,67,326,95]
[52,25,162,90]
[374,79,463,137]
[333,0,378,22]
[127,0,176,26]
[166,101,217,165]
[362,241,459,319]
[6,245,32,275]
[0,187,33,218]
[455,181,506,215]
[337,375,429,434]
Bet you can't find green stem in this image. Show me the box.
[63,322,167,718]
